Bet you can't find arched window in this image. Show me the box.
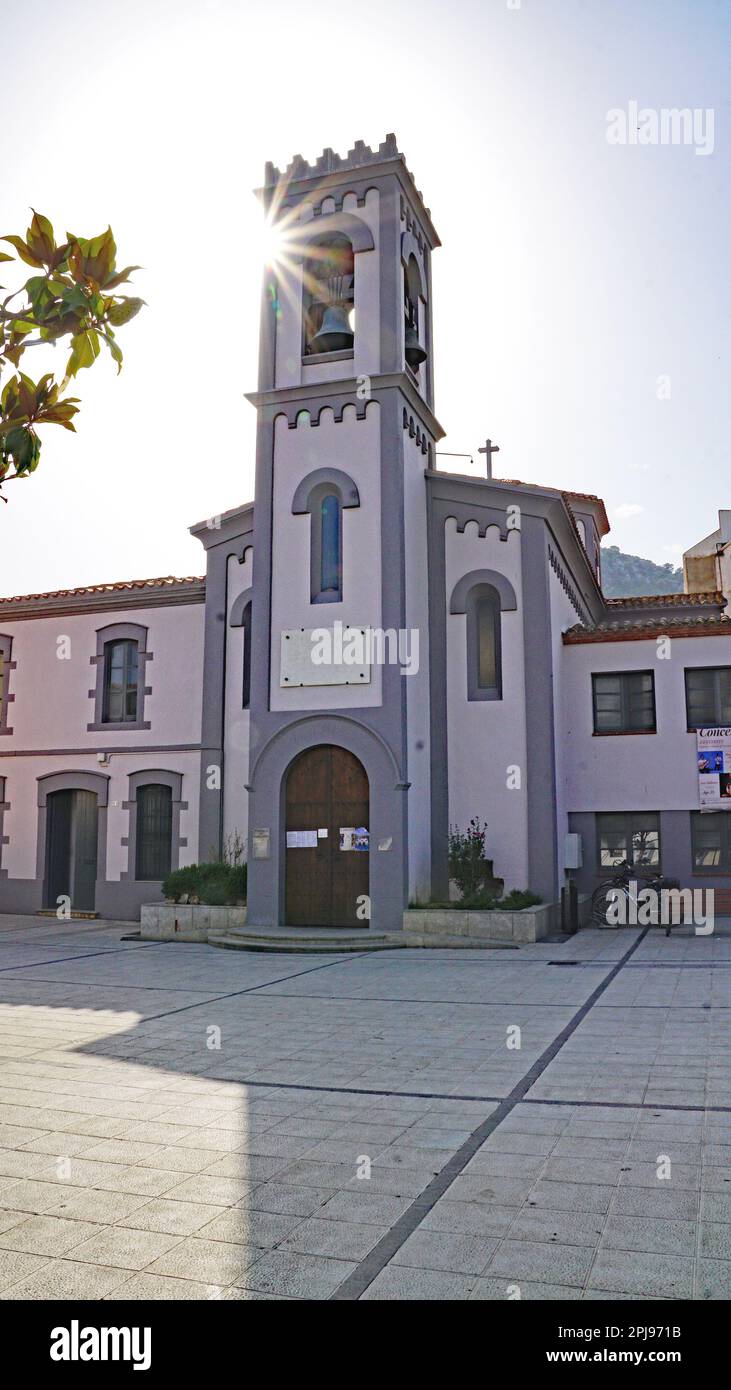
[319,493,342,601]
[242,600,252,710]
[103,639,139,723]
[474,590,501,697]
[292,469,360,606]
[135,783,173,881]
[403,252,427,372]
[302,233,355,357]
[450,570,516,703]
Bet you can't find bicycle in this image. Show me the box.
[591,860,680,934]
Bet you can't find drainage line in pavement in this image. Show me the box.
[330,927,650,1301]
[0,943,158,974]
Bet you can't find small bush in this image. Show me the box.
[162,861,246,906]
[448,817,490,899]
[460,888,542,911]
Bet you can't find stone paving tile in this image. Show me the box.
[281,1216,388,1261]
[0,1248,46,1291]
[146,1236,260,1285]
[588,1249,694,1298]
[696,1258,731,1300]
[69,1226,183,1271]
[601,1214,696,1256]
[0,1257,133,1300]
[469,1276,582,1300]
[360,1265,477,1299]
[485,1239,595,1287]
[109,1273,227,1300]
[0,1214,102,1258]
[116,1199,227,1237]
[392,1229,497,1275]
[234,1250,355,1298]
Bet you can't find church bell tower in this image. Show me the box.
[244,136,443,931]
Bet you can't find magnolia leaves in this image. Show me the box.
[0,211,143,491]
[0,372,80,480]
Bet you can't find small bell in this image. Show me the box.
[311,303,354,354]
[405,320,427,369]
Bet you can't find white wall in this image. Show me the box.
[269,403,383,712]
[445,519,529,891]
[402,432,431,901]
[562,633,731,811]
[0,600,204,883]
[223,548,252,854]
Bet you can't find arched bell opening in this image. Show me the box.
[303,233,355,356]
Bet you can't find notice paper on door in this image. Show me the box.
[286,830,318,848]
[339,827,369,851]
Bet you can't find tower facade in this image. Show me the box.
[244,136,443,930]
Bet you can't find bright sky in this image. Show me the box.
[1,0,728,594]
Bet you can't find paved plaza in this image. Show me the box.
[0,916,730,1300]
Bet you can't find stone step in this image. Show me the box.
[208,928,405,953]
[209,928,517,953]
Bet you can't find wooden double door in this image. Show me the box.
[285,745,369,928]
[45,789,99,911]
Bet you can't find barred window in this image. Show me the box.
[691,812,731,872]
[685,667,731,729]
[597,812,660,869]
[103,640,139,724]
[592,671,656,733]
[135,784,173,881]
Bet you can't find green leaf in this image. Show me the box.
[0,235,44,268]
[104,265,141,289]
[27,211,56,266]
[62,328,100,385]
[106,296,145,327]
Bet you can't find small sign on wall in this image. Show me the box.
[697,728,731,810]
[252,829,270,859]
[280,627,371,688]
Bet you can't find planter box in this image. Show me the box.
[140,902,247,942]
[403,901,559,944]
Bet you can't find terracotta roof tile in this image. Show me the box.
[606,591,723,609]
[0,575,204,606]
[564,615,731,644]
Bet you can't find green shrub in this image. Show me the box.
[448,817,490,899]
[162,861,246,906]
[459,888,542,910]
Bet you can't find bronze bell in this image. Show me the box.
[405,320,427,369]
[311,303,354,354]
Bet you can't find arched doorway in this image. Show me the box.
[45,789,99,911]
[285,745,369,927]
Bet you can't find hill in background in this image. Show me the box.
[600,544,684,598]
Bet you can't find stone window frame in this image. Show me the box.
[291,467,361,606]
[120,769,187,883]
[88,622,152,732]
[449,569,517,703]
[35,770,110,900]
[0,634,16,736]
[0,774,8,878]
